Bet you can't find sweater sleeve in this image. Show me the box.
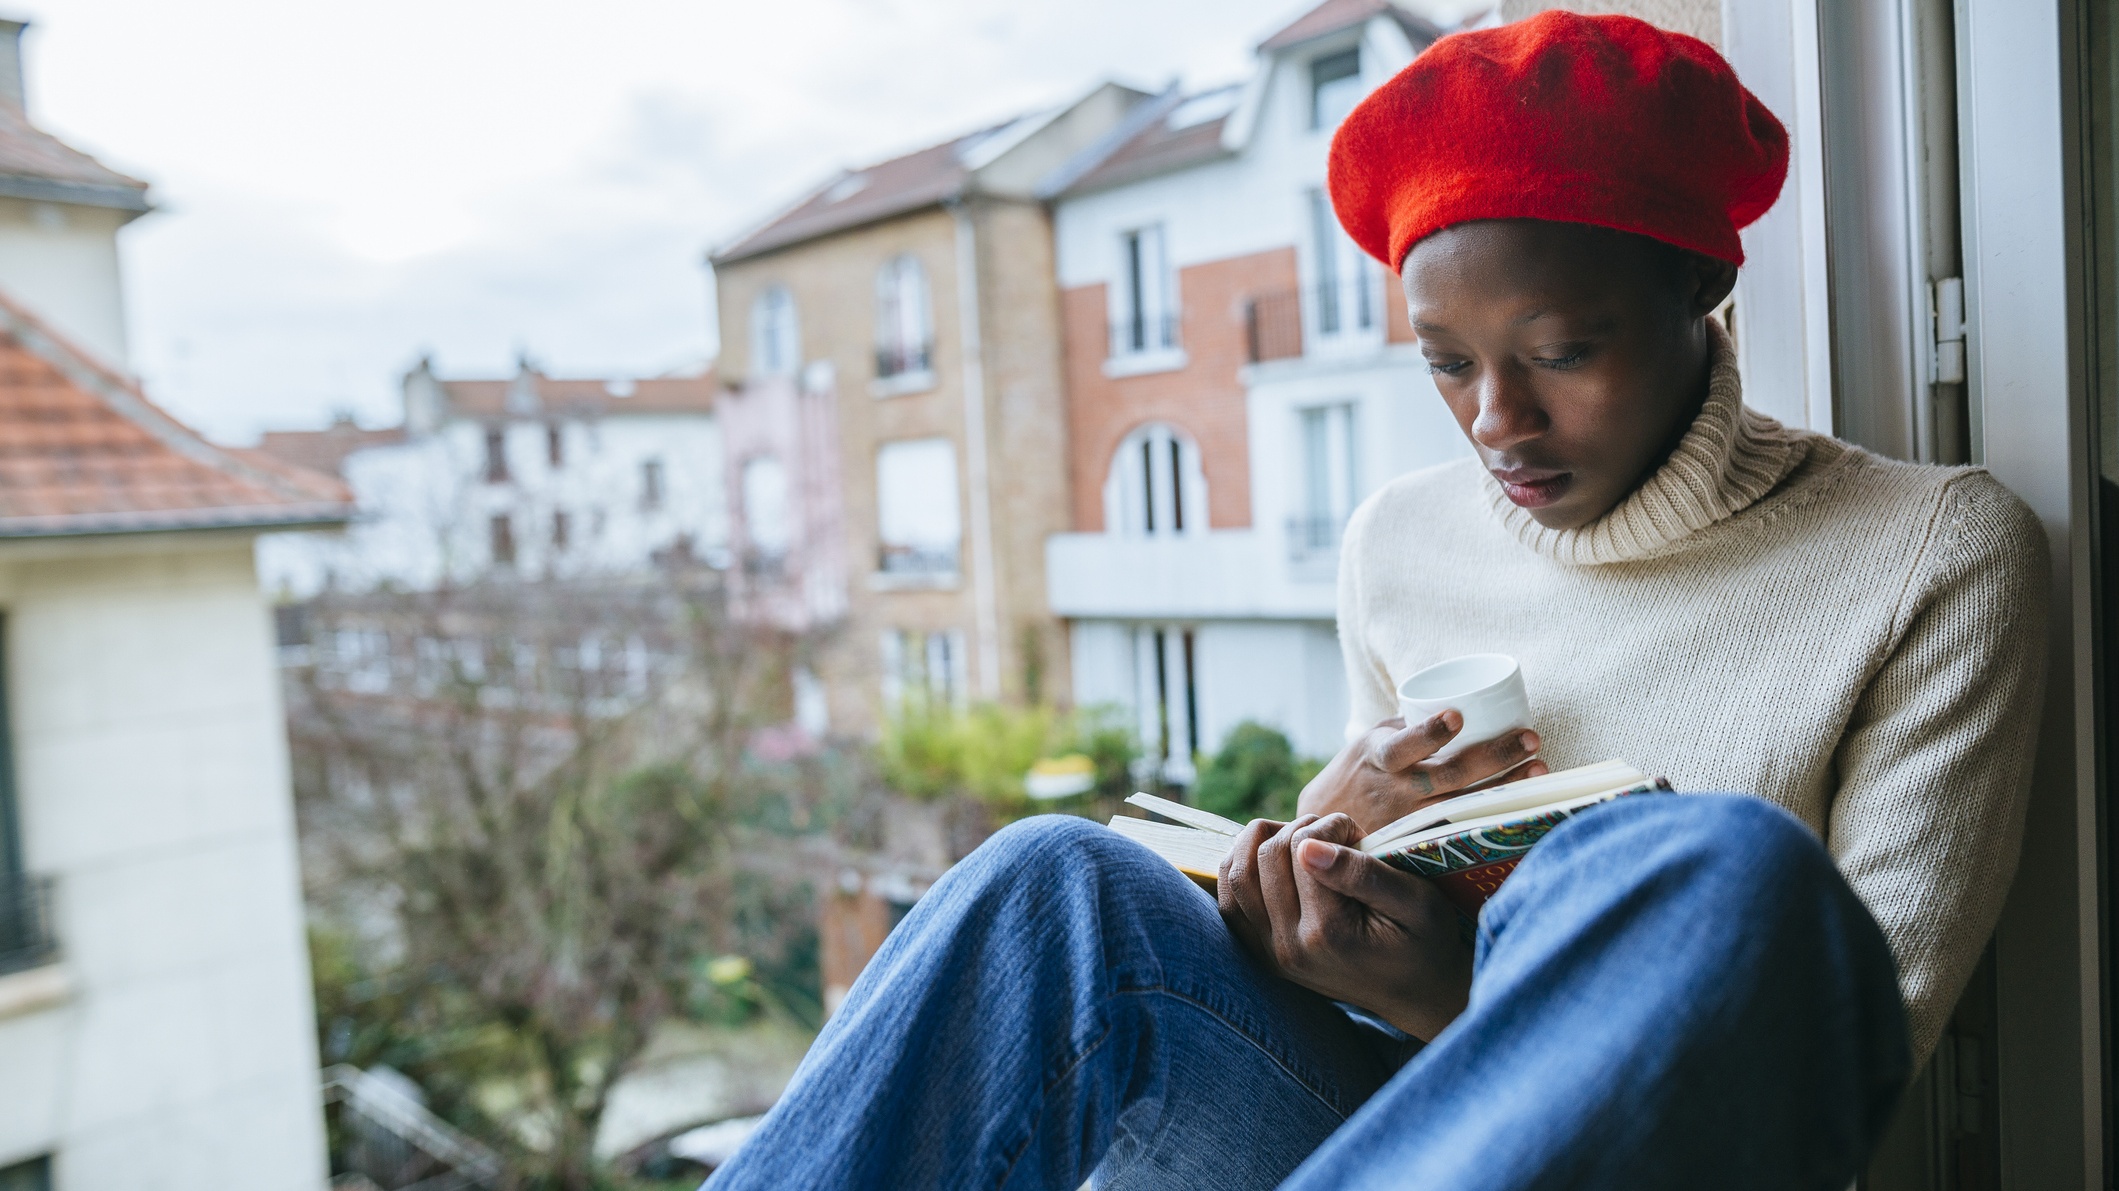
[1825,473,2049,1061]
[1337,495,1401,742]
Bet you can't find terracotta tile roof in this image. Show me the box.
[1060,87,1240,197]
[0,102,150,212]
[0,290,349,538]
[437,372,719,420]
[710,126,997,265]
[253,419,408,479]
[1257,0,1444,52]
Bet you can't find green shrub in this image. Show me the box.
[875,698,1140,813]
[1190,721,1324,823]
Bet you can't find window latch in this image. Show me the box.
[1930,276,1967,386]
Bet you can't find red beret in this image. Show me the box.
[1328,11,1788,269]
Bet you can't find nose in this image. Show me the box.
[1469,362,1549,453]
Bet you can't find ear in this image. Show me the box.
[1687,253,1740,318]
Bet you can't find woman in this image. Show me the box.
[707,13,2045,1190]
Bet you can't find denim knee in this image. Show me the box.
[1491,793,1840,933]
[958,813,1193,904]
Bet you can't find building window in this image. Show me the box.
[552,510,571,552]
[881,628,968,707]
[1291,402,1358,562]
[640,459,665,510]
[875,437,961,575]
[1310,189,1377,338]
[1132,624,1199,780]
[1112,224,1177,356]
[1104,422,1208,537]
[547,423,564,468]
[874,255,934,380]
[0,613,53,978]
[483,427,509,483]
[1310,47,1363,130]
[741,455,793,558]
[489,514,516,567]
[750,285,801,378]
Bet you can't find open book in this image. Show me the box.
[1108,760,1672,915]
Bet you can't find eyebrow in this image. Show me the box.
[1413,308,1551,334]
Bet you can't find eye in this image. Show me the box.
[1532,345,1591,370]
[1425,358,1471,377]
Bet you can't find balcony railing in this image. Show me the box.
[1286,513,1347,565]
[876,341,933,380]
[1245,278,1387,363]
[878,544,960,576]
[0,874,57,975]
[1108,313,1180,358]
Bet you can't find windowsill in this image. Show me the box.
[871,370,937,399]
[0,962,71,1021]
[1103,348,1188,378]
[868,570,961,592]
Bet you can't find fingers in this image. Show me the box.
[1425,728,1541,794]
[1256,817,1316,964]
[1373,711,1463,771]
[1218,818,1283,957]
[1295,837,1439,925]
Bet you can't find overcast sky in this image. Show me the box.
[10,0,1478,444]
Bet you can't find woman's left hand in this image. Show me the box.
[1217,812,1473,1041]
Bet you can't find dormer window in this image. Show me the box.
[1310,48,1363,130]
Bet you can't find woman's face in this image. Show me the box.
[1400,219,1737,530]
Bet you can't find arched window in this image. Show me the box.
[750,285,800,378]
[1103,422,1208,537]
[874,255,933,380]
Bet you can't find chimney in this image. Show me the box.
[0,20,28,115]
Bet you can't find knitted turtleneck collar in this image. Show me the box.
[1483,321,1810,566]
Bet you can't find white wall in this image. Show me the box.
[0,198,133,369]
[0,536,326,1189]
[257,411,730,597]
[1053,19,1416,287]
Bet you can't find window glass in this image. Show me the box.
[875,255,933,379]
[1104,422,1206,536]
[489,514,515,567]
[750,285,801,377]
[1310,48,1362,130]
[880,627,968,706]
[1113,225,1176,355]
[1293,403,1357,562]
[483,427,509,483]
[742,454,793,555]
[875,437,961,574]
[1310,189,1376,337]
[640,459,665,510]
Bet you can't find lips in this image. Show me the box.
[1491,467,1573,508]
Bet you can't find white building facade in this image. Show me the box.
[0,67,347,1180]
[1045,1,1466,769]
[255,361,729,597]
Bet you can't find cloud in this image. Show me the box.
[21,0,1423,442]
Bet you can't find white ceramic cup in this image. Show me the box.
[1395,653,1532,762]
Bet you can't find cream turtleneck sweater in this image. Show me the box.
[1338,325,2048,1058]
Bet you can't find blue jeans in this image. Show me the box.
[706,795,1910,1190]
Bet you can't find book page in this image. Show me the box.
[1358,759,1643,853]
[1106,816,1232,878]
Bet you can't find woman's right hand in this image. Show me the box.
[1295,712,1544,835]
